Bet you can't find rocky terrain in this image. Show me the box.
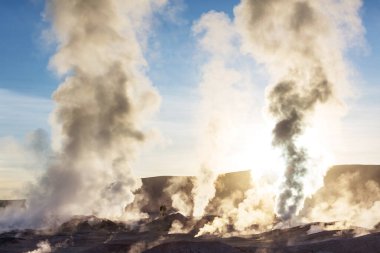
[1,213,380,253]
[1,165,380,253]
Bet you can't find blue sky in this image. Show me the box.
[0,0,380,193]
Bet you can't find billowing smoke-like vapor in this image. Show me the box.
[235,0,364,220]
[0,0,166,230]
[191,11,253,217]
[269,71,332,219]
[164,177,193,216]
[196,178,276,237]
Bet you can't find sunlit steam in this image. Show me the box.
[191,11,254,217]
[234,0,364,220]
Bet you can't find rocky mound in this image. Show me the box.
[58,215,126,234]
[125,170,251,216]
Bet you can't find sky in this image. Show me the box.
[0,0,379,198]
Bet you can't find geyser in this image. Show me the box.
[234,0,364,220]
[0,0,166,230]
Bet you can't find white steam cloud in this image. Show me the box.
[25,240,52,253]
[301,168,380,229]
[191,11,254,217]
[0,0,166,230]
[234,0,364,220]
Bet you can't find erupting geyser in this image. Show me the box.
[235,0,364,220]
[0,0,166,230]
[191,11,251,218]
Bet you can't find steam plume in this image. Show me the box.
[269,71,331,220]
[191,11,253,217]
[301,166,380,229]
[0,0,165,229]
[234,0,364,220]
